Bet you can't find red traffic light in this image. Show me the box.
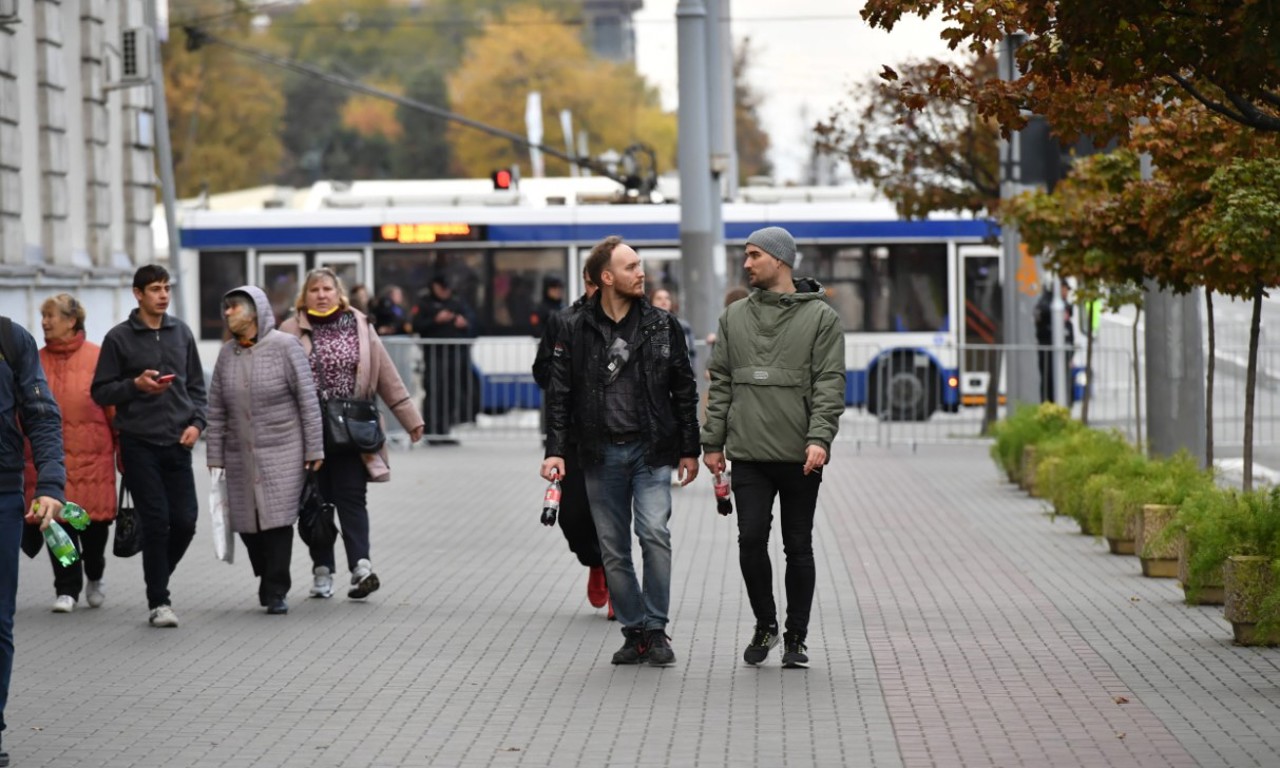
[491,168,513,190]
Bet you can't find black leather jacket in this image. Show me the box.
[544,296,700,468]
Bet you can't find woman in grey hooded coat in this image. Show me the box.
[206,286,324,614]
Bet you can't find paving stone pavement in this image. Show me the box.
[5,440,1280,767]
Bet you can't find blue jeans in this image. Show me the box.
[120,436,199,609]
[583,441,673,632]
[0,491,24,732]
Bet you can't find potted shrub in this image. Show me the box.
[1210,488,1280,644]
[1139,504,1180,577]
[1164,487,1239,605]
[1041,428,1136,536]
[1225,556,1280,646]
[1134,454,1216,577]
[990,403,1076,485]
[1166,486,1279,613]
[1105,452,1211,558]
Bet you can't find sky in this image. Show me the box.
[632,0,957,185]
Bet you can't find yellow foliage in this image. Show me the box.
[342,85,405,142]
[447,4,676,178]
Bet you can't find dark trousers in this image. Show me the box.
[240,526,293,604]
[733,461,823,638]
[0,492,23,732]
[120,436,199,609]
[310,450,370,573]
[559,452,601,568]
[46,520,110,599]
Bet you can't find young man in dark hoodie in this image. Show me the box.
[701,227,846,669]
[92,265,207,629]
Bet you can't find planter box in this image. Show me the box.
[1224,556,1280,646]
[1020,445,1038,493]
[1102,493,1138,555]
[1138,504,1179,578]
[1178,537,1225,606]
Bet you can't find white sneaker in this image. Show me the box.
[51,595,75,613]
[149,605,179,628]
[86,579,105,608]
[310,566,334,599]
[348,558,380,599]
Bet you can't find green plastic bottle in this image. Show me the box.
[61,501,90,531]
[42,521,79,567]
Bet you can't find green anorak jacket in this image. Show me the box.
[701,278,846,463]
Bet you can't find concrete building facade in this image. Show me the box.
[0,0,154,338]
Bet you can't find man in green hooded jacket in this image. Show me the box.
[701,226,846,669]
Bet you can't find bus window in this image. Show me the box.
[491,249,566,334]
[821,247,867,331]
[198,251,247,341]
[374,249,485,327]
[883,244,948,332]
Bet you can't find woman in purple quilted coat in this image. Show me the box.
[206,286,323,615]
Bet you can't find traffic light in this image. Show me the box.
[491,168,513,190]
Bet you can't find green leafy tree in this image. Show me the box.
[816,53,999,218]
[1202,159,1280,488]
[393,67,453,179]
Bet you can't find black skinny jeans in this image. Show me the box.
[119,436,199,609]
[310,450,371,574]
[732,460,823,638]
[46,520,110,599]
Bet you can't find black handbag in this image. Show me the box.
[322,396,386,453]
[113,485,142,558]
[297,470,339,550]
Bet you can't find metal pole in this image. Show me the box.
[710,0,737,200]
[703,0,727,310]
[998,34,1039,408]
[676,0,719,344]
[145,0,183,317]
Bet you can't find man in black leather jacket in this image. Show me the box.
[541,236,700,668]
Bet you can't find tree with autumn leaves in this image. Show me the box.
[815,52,1000,219]
[859,0,1280,487]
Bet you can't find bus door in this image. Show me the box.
[257,253,306,325]
[959,246,1002,405]
[316,252,364,296]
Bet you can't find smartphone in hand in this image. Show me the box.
[154,373,176,383]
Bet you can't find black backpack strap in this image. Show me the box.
[0,315,16,378]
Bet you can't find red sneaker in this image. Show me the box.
[587,566,608,608]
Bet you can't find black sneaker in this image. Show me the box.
[646,629,676,667]
[782,632,809,669]
[611,629,649,665]
[743,624,780,665]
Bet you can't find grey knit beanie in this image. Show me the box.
[746,226,797,268]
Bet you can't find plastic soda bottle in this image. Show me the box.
[542,473,562,526]
[714,472,733,516]
[61,501,90,531]
[42,521,79,567]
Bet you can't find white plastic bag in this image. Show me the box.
[209,468,235,564]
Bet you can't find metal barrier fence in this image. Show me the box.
[374,335,1280,452]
